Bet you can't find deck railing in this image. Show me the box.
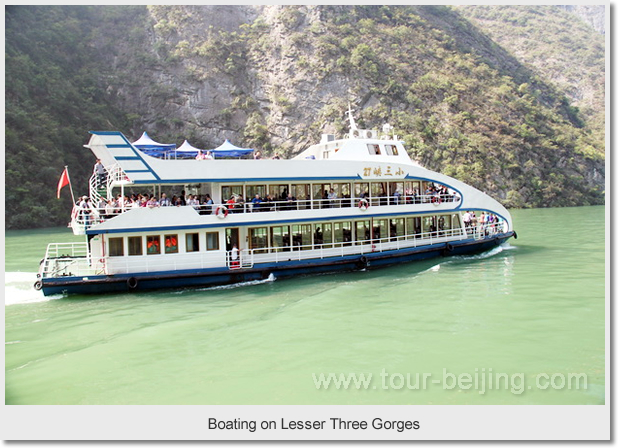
[70,192,462,230]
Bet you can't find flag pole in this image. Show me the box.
[65,166,76,205]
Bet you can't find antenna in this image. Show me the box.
[346,103,358,131]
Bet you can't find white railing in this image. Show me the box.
[70,192,461,228]
[39,242,103,279]
[230,221,504,268]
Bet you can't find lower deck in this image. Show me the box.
[37,209,511,295]
[38,230,514,296]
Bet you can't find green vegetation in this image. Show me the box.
[5,5,604,229]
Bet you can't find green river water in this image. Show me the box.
[5,206,606,405]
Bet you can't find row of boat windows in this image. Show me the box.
[106,213,464,257]
[246,214,462,253]
[221,179,454,204]
[108,232,220,257]
[367,144,399,156]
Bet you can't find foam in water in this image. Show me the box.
[4,272,63,306]
[204,273,276,291]
[171,273,277,294]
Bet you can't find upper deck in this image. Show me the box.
[78,128,513,236]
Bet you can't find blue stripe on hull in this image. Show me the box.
[41,234,513,296]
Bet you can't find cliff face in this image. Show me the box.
[558,5,606,34]
[5,5,605,229]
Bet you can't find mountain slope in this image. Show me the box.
[5,5,605,229]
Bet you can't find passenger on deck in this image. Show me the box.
[393,189,402,205]
[147,196,159,208]
[285,193,296,211]
[225,195,236,213]
[105,199,116,219]
[328,188,338,208]
[314,227,323,245]
[463,211,472,228]
[230,244,240,268]
[263,194,274,211]
[235,194,245,213]
[251,194,262,212]
[322,189,330,208]
[187,195,200,210]
[202,194,213,214]
[159,193,171,207]
[93,159,106,188]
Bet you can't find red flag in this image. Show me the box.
[57,168,70,199]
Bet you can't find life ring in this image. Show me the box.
[359,255,368,265]
[215,205,228,219]
[127,277,138,289]
[358,198,369,211]
[33,280,42,291]
[445,242,454,252]
[431,196,441,206]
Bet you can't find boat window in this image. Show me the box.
[109,237,124,257]
[373,219,388,242]
[128,236,143,256]
[246,185,266,202]
[206,232,219,251]
[385,144,399,156]
[292,224,312,250]
[371,182,388,206]
[334,221,352,247]
[390,218,405,240]
[271,226,291,252]
[249,227,268,254]
[164,235,179,254]
[314,223,332,248]
[452,214,462,232]
[354,182,370,200]
[333,183,352,207]
[147,235,161,255]
[355,220,371,245]
[221,185,243,202]
[406,217,422,237]
[423,216,437,236]
[389,182,404,204]
[367,144,381,155]
[312,184,331,209]
[186,233,200,252]
[439,215,452,230]
[291,184,311,210]
[268,184,289,201]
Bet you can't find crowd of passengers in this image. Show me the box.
[76,183,461,221]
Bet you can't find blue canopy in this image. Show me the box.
[211,139,255,158]
[175,140,203,159]
[132,132,176,157]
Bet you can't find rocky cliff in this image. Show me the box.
[5,5,605,229]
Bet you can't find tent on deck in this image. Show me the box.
[210,139,255,158]
[132,132,176,157]
[174,140,204,159]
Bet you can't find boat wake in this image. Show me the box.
[4,272,63,306]
[173,273,277,294]
[454,242,516,261]
[205,273,277,291]
[418,242,515,275]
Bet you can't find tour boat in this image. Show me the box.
[35,115,517,296]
